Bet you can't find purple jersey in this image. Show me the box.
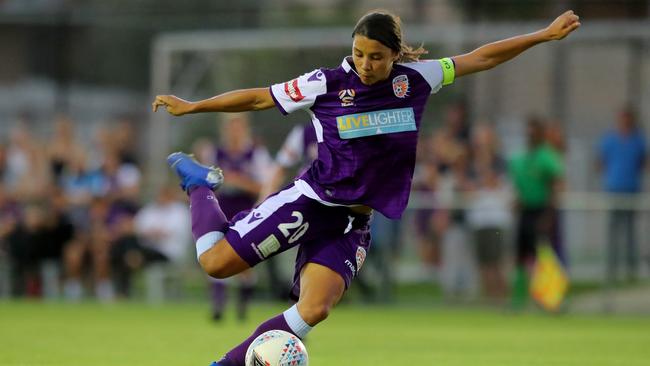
[215,145,272,219]
[270,57,452,218]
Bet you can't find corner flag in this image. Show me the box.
[530,243,569,311]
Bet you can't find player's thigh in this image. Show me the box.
[224,183,350,267]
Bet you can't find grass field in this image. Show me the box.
[1,301,649,366]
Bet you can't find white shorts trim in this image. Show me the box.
[231,184,303,238]
[294,179,364,209]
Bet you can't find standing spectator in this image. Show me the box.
[467,124,511,303]
[508,117,564,308]
[437,144,479,301]
[544,120,568,265]
[210,113,272,321]
[598,107,647,283]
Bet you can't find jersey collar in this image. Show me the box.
[341,56,358,76]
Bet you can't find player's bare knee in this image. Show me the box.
[199,254,232,279]
[299,303,332,325]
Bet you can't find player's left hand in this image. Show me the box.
[545,10,581,41]
[152,95,193,116]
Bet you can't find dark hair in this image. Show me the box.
[352,10,427,63]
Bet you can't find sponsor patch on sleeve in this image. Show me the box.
[284,79,304,102]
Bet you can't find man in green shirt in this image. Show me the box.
[508,117,564,307]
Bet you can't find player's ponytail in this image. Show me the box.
[352,10,428,63]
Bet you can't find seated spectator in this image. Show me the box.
[6,203,46,297]
[109,186,190,299]
[134,186,191,264]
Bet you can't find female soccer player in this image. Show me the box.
[153,10,580,366]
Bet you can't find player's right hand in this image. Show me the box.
[152,95,193,116]
[545,10,581,41]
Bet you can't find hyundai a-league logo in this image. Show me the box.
[392,74,409,98]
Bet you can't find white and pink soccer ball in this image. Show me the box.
[245,330,309,366]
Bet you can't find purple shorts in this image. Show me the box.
[224,183,372,299]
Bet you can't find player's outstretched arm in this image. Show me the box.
[152,87,275,116]
[453,10,580,78]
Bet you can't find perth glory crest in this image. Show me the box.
[392,74,409,98]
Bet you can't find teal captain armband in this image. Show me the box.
[438,57,455,86]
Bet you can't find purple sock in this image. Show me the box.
[190,186,228,240]
[224,313,295,365]
[190,186,228,258]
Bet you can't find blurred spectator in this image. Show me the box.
[38,188,75,299]
[0,183,20,296]
[47,115,84,185]
[365,212,400,303]
[411,139,442,277]
[209,113,272,321]
[134,185,191,264]
[5,189,74,299]
[61,150,108,300]
[436,142,479,301]
[508,117,564,308]
[192,137,217,167]
[544,120,568,266]
[113,117,139,165]
[102,150,141,203]
[88,126,113,171]
[104,157,142,299]
[545,119,567,155]
[0,142,7,181]
[598,107,647,283]
[443,100,471,145]
[216,113,272,217]
[4,123,31,190]
[466,124,511,304]
[261,123,318,200]
[6,122,50,200]
[109,207,147,298]
[6,203,46,297]
[63,196,114,301]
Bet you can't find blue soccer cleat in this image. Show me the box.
[167,152,224,193]
[208,357,234,366]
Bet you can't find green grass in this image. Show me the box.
[1,301,649,366]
